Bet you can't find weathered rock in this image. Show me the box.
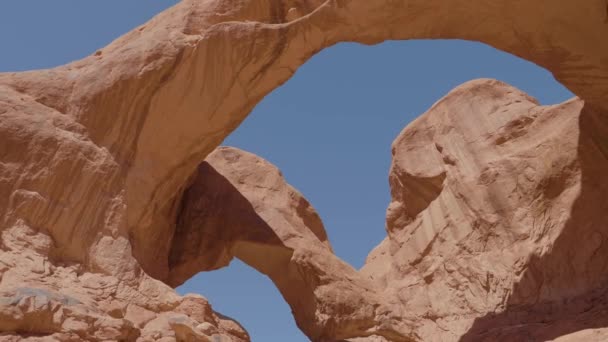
[170,147,416,340]
[0,221,248,341]
[365,79,608,341]
[171,80,608,341]
[1,0,607,341]
[0,287,138,341]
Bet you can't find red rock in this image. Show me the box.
[0,0,607,341]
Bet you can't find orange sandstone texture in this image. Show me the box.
[0,0,607,341]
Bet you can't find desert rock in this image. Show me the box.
[366,79,608,341]
[1,0,607,341]
[170,147,416,340]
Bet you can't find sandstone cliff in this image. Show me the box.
[1,0,607,341]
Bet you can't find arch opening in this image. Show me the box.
[174,39,573,341]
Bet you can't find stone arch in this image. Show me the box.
[1,0,607,341]
[110,0,607,282]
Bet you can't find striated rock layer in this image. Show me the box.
[1,0,607,341]
[363,79,608,341]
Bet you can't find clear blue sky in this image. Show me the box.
[1,2,573,341]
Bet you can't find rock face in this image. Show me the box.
[365,79,608,341]
[1,0,607,341]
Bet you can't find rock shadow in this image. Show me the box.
[166,160,324,339]
[167,161,290,287]
[460,104,608,341]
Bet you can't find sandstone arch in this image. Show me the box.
[168,147,415,341]
[1,0,607,341]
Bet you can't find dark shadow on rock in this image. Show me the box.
[166,160,322,339]
[460,104,608,341]
[167,161,288,287]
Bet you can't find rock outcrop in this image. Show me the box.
[365,79,608,341]
[1,0,607,341]
[164,80,608,342]
[0,221,250,341]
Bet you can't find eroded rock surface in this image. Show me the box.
[169,147,416,341]
[0,220,249,341]
[1,0,607,341]
[166,80,608,341]
[364,79,608,341]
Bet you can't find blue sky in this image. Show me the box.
[1,2,573,341]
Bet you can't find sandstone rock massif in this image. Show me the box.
[1,0,607,341]
[364,79,608,341]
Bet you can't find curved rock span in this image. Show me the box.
[0,0,607,341]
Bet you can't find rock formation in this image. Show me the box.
[364,79,608,341]
[169,147,417,341]
[0,0,607,341]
